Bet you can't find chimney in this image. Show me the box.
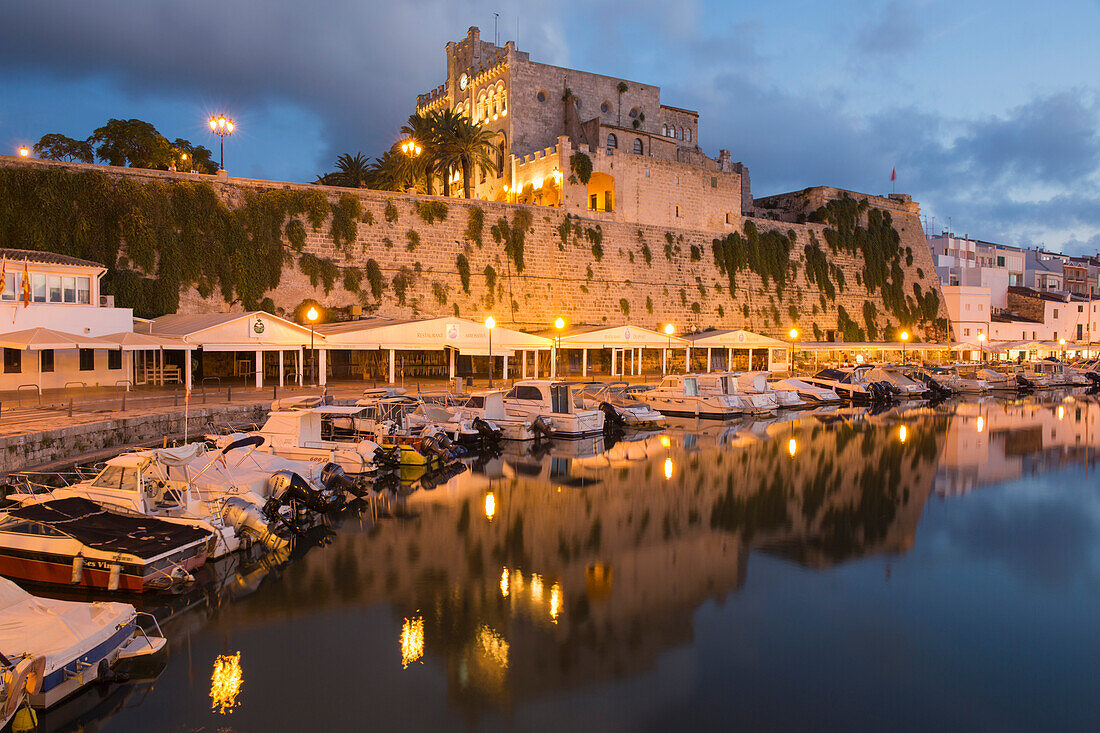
[717,149,732,172]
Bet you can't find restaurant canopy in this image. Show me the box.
[315,317,551,356]
[683,329,789,349]
[98,332,196,351]
[544,324,689,349]
[0,328,114,351]
[149,311,321,351]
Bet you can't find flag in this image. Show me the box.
[21,262,30,307]
[0,257,6,298]
[185,387,191,404]
[890,167,897,182]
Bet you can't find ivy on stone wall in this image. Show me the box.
[365,258,385,300]
[342,267,362,294]
[0,167,337,316]
[392,266,413,306]
[483,265,497,305]
[406,230,420,251]
[330,194,361,251]
[586,226,604,261]
[836,304,864,342]
[384,201,399,223]
[490,208,532,273]
[298,253,339,294]
[415,200,448,224]
[711,221,795,298]
[569,152,592,185]
[466,206,484,248]
[456,254,471,293]
[862,300,879,341]
[432,282,448,305]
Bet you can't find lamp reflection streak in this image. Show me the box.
[401,615,425,669]
[210,652,243,715]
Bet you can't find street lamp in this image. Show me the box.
[306,306,319,386]
[400,140,422,157]
[554,316,566,378]
[208,115,235,171]
[663,323,675,374]
[17,146,29,158]
[789,328,799,374]
[485,315,496,387]
[179,152,189,172]
[1059,337,1066,361]
[978,331,986,363]
[900,330,909,363]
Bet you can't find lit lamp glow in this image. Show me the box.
[976,415,985,433]
[900,330,910,363]
[401,616,425,669]
[663,324,675,374]
[17,146,29,158]
[484,491,496,521]
[208,115,235,171]
[554,317,566,377]
[978,331,986,363]
[899,425,908,443]
[788,438,798,457]
[663,457,674,480]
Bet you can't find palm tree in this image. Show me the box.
[333,152,372,187]
[437,115,499,199]
[366,148,414,192]
[400,113,438,195]
[429,109,465,197]
[616,81,628,126]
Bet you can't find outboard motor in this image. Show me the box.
[1016,374,1034,390]
[472,417,503,443]
[265,470,344,515]
[320,462,372,498]
[531,416,554,441]
[599,402,625,430]
[222,497,289,552]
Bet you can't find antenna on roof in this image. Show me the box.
[494,13,499,46]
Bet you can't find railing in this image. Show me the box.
[16,384,41,405]
[200,376,221,404]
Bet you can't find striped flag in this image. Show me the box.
[20,262,30,307]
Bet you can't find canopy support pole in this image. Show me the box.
[449,348,456,380]
[388,349,395,384]
[255,349,263,389]
[185,349,192,392]
[319,348,327,387]
[278,350,284,387]
[582,348,588,377]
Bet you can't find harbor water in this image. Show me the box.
[27,392,1100,732]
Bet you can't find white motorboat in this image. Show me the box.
[912,365,989,394]
[574,382,667,429]
[802,366,890,402]
[501,380,605,438]
[0,576,165,710]
[768,377,841,403]
[864,366,930,399]
[729,371,797,410]
[694,373,771,414]
[46,441,345,557]
[452,390,535,441]
[638,375,742,419]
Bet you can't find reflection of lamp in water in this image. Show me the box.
[500,567,510,597]
[484,492,496,521]
[1058,405,1065,420]
[210,652,243,714]
[477,625,509,669]
[663,457,674,479]
[401,615,424,669]
[531,573,543,602]
[976,415,985,433]
[549,582,562,623]
[788,437,797,457]
[659,435,671,448]
[898,425,908,443]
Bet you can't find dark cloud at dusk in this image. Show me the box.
[0,0,1096,252]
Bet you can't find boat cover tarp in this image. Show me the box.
[0,577,132,673]
[9,498,209,559]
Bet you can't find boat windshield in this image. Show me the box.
[91,466,139,492]
[684,378,699,396]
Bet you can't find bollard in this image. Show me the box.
[273,383,277,400]
[68,399,73,418]
[226,386,232,403]
[121,390,126,412]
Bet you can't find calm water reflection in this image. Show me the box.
[38,392,1100,732]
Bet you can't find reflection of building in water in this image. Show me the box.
[213,417,942,716]
[936,395,1100,495]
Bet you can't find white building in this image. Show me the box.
[0,249,147,392]
[940,285,991,340]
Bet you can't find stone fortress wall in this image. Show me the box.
[0,156,948,340]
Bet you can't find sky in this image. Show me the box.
[1,0,1098,253]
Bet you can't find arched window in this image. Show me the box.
[679,127,685,140]
[606,133,618,152]
[686,127,692,142]
[633,138,643,154]
[499,85,507,113]
[662,124,668,136]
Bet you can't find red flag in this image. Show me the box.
[20,262,30,307]
[890,167,897,182]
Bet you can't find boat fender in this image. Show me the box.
[71,554,84,585]
[12,705,36,733]
[108,562,121,592]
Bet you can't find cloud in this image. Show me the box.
[855,1,927,56]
